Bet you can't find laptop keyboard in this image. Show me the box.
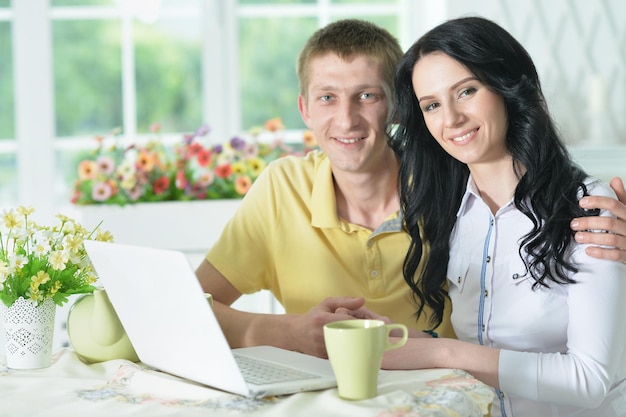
[233,353,321,385]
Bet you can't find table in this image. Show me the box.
[0,349,494,417]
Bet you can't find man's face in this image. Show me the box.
[298,53,391,175]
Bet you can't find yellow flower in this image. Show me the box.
[16,206,35,217]
[2,209,21,229]
[247,157,267,177]
[31,270,51,288]
[96,229,114,242]
[0,206,112,308]
[120,174,137,190]
[231,161,246,175]
[49,280,62,296]
[63,234,83,254]
[27,288,43,302]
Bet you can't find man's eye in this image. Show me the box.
[320,95,332,102]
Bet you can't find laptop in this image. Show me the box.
[82,240,336,399]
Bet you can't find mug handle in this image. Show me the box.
[384,324,408,351]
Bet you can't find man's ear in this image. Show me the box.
[298,95,312,128]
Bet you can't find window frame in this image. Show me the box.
[7,0,425,216]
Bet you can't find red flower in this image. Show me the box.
[188,142,204,157]
[152,176,170,194]
[196,149,212,167]
[215,164,232,179]
[175,169,188,190]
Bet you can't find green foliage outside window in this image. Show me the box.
[239,17,316,130]
[0,22,13,140]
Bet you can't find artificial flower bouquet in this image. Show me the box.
[0,206,113,307]
[71,118,316,206]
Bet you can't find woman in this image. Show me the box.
[386,16,626,416]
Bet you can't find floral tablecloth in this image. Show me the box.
[0,349,494,417]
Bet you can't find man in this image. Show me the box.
[572,177,626,262]
[196,19,626,359]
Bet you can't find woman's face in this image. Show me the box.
[411,52,509,168]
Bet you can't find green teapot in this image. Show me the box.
[67,288,139,363]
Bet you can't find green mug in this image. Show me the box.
[323,319,408,400]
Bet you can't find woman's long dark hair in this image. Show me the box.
[388,16,598,329]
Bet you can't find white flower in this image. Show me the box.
[49,250,69,271]
[61,221,76,235]
[34,242,51,257]
[9,253,28,270]
[0,260,9,284]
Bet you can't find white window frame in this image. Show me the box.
[7,0,427,217]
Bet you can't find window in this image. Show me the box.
[0,1,15,204]
[3,0,410,214]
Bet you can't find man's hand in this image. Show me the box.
[335,304,424,338]
[571,177,626,263]
[291,296,367,358]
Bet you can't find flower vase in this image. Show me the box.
[1,297,56,369]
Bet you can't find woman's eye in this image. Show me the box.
[424,102,439,112]
[459,87,477,98]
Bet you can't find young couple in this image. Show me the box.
[197,18,626,415]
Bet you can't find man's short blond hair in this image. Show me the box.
[296,19,403,108]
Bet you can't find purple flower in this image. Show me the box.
[183,134,194,145]
[230,136,246,151]
[195,124,211,137]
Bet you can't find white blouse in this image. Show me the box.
[447,177,626,417]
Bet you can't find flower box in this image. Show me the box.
[74,198,282,318]
[76,199,240,259]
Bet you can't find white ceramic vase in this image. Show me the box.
[1,297,56,369]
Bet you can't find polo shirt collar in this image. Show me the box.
[310,157,403,232]
[311,156,340,228]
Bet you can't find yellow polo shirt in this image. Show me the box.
[206,150,453,338]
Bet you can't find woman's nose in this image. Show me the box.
[443,104,465,127]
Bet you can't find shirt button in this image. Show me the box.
[484,290,488,297]
[512,273,519,280]
[482,324,485,332]
[486,256,491,263]
[370,270,378,278]
[457,276,462,284]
